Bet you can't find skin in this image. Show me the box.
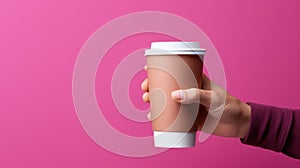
[141,66,251,139]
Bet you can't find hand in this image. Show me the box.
[141,66,251,138]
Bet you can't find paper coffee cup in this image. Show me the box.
[145,42,206,148]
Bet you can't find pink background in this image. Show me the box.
[1,0,300,167]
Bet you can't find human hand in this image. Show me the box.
[141,66,251,138]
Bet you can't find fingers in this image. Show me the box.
[147,88,212,121]
[141,65,149,91]
[142,68,213,106]
[141,65,150,103]
[142,92,149,102]
[171,88,212,107]
[141,78,149,92]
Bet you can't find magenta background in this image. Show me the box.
[1,0,300,167]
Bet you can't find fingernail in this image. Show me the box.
[172,90,184,100]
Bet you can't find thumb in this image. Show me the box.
[171,88,211,106]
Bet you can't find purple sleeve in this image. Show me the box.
[241,102,300,159]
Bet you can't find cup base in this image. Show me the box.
[153,131,196,148]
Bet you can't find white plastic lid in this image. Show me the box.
[145,42,206,56]
[153,131,196,148]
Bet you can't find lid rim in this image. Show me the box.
[145,49,206,56]
[145,41,206,56]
